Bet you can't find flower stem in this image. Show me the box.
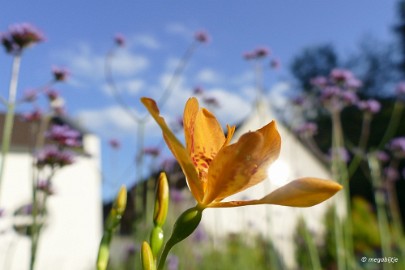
[0,54,22,204]
[367,153,393,270]
[157,206,203,270]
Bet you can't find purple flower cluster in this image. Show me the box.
[46,124,81,147]
[143,147,160,157]
[396,82,405,96]
[52,66,70,82]
[194,30,210,43]
[328,147,350,163]
[357,99,381,114]
[389,137,405,159]
[36,145,75,168]
[109,139,121,149]
[311,68,362,112]
[114,33,126,47]
[295,122,318,137]
[36,179,54,195]
[21,109,42,122]
[243,46,271,60]
[1,23,44,54]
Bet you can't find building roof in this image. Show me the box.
[0,113,88,149]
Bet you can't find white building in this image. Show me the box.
[201,94,338,269]
[0,115,102,270]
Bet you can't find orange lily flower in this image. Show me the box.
[141,97,342,209]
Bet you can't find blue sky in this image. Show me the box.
[0,1,399,201]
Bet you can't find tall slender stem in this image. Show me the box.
[368,153,393,270]
[331,110,356,270]
[0,54,22,204]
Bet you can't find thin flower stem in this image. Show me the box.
[367,153,393,270]
[331,110,356,270]
[301,222,322,270]
[348,113,372,177]
[378,101,404,150]
[0,54,22,204]
[156,41,198,110]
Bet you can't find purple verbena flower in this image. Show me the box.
[243,51,255,60]
[346,77,363,90]
[340,90,358,106]
[114,33,126,47]
[194,30,210,43]
[143,147,160,157]
[170,188,184,203]
[46,89,59,101]
[109,139,121,149]
[376,151,390,163]
[389,137,405,158]
[330,68,354,84]
[253,46,270,58]
[295,122,318,137]
[203,96,220,108]
[329,147,350,163]
[291,95,306,106]
[270,58,280,69]
[36,145,75,168]
[37,179,54,195]
[1,23,44,54]
[52,66,70,82]
[320,86,341,102]
[396,82,405,96]
[161,158,177,172]
[310,76,328,88]
[193,86,204,95]
[22,89,38,102]
[357,99,381,114]
[384,166,399,182]
[46,125,81,147]
[167,255,179,270]
[21,109,42,122]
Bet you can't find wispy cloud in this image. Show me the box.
[195,68,223,84]
[54,42,149,87]
[130,34,160,50]
[165,22,193,40]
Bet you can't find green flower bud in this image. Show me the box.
[170,207,203,245]
[153,172,169,227]
[150,226,164,258]
[106,185,127,230]
[141,241,156,270]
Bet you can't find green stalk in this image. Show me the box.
[0,54,22,203]
[367,153,393,270]
[157,206,203,270]
[331,110,356,270]
[301,222,322,270]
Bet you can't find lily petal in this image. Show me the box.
[141,97,204,202]
[184,98,225,172]
[203,121,280,205]
[209,178,342,208]
[257,177,342,207]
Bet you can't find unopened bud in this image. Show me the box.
[153,172,169,227]
[150,226,164,258]
[141,241,156,270]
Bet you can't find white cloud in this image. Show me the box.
[165,23,192,40]
[205,88,252,125]
[130,34,160,50]
[55,43,149,85]
[76,106,139,137]
[195,68,222,84]
[110,50,149,77]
